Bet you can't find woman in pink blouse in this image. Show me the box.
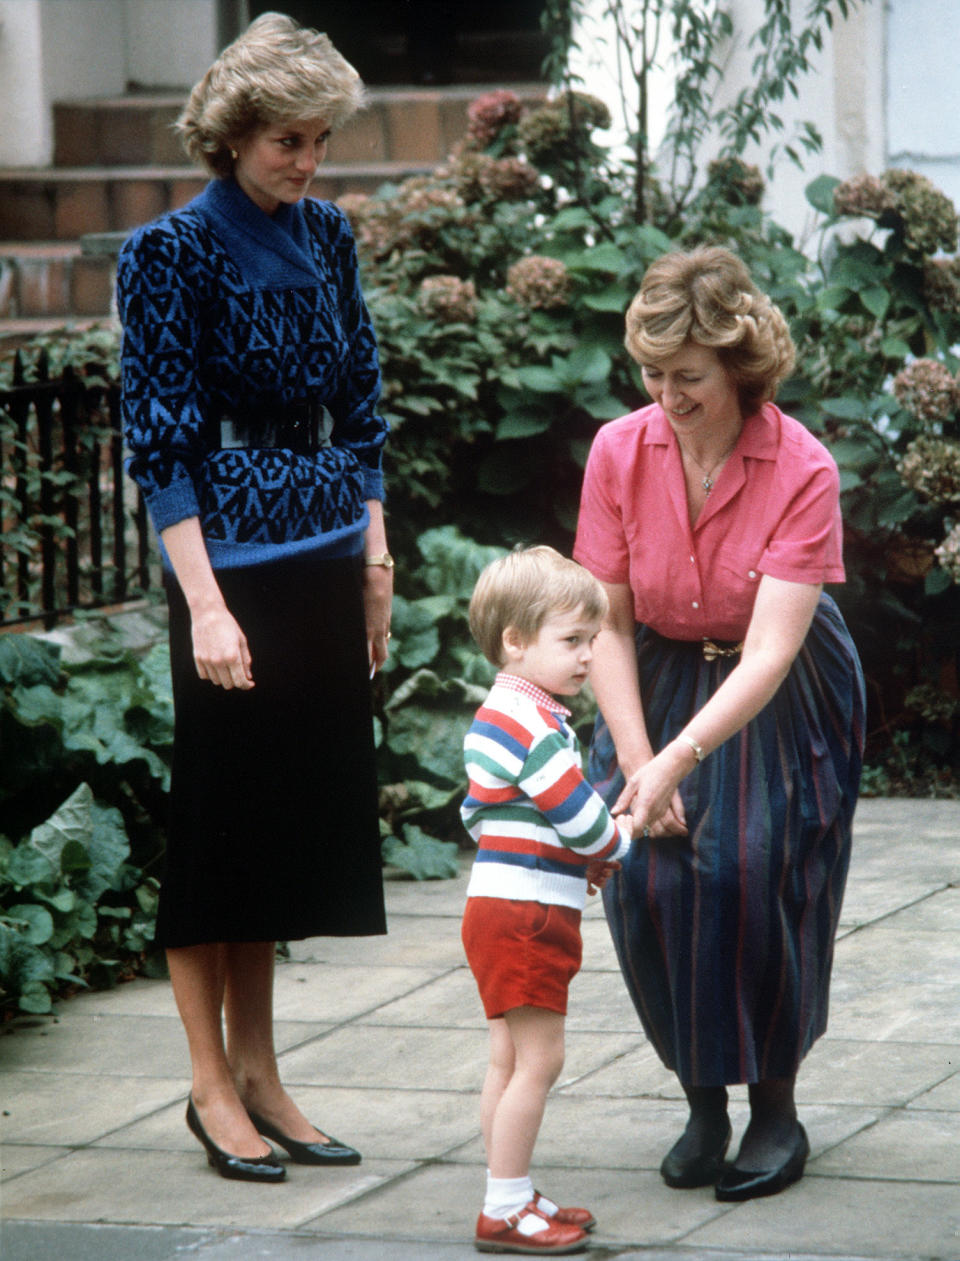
[574,246,864,1202]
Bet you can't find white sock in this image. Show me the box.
[484,1173,535,1220]
[534,1190,559,1216]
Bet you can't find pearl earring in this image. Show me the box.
[230,148,238,160]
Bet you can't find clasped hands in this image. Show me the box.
[613,744,690,842]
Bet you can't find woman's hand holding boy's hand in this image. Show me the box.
[615,747,689,840]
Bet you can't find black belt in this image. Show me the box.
[217,403,322,453]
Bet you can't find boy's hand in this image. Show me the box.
[586,858,621,896]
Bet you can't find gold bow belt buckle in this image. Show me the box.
[702,638,744,661]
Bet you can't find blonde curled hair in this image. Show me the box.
[176,11,365,178]
[468,546,608,668]
[624,246,796,416]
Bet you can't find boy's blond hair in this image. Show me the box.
[468,546,608,667]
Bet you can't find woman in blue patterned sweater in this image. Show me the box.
[116,13,391,1183]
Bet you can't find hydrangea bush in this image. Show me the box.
[344,94,960,795]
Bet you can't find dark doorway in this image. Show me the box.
[246,1,548,84]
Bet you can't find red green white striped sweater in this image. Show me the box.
[461,673,632,910]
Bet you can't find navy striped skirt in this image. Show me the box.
[590,594,865,1086]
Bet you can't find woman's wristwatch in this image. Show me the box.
[364,552,395,569]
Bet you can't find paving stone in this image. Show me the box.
[0,800,955,1260]
[686,1175,960,1259]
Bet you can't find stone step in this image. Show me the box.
[52,84,546,168]
[0,160,439,241]
[0,241,113,319]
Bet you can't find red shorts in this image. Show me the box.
[461,897,583,1019]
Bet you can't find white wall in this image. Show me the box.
[0,0,220,165]
[0,0,48,164]
[124,0,218,90]
[572,0,896,249]
[695,0,886,246]
[886,0,960,210]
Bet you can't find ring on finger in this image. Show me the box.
[641,825,651,838]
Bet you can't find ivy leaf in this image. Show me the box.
[4,903,55,945]
[382,824,460,880]
[27,784,130,902]
[0,636,62,688]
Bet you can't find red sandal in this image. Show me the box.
[534,1190,596,1232]
[475,1201,587,1254]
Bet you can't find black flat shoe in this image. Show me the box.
[714,1123,809,1201]
[246,1108,362,1166]
[185,1099,286,1182]
[660,1118,732,1188]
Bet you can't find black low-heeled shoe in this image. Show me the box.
[714,1122,809,1201]
[660,1119,732,1188]
[185,1099,286,1182]
[246,1108,362,1166]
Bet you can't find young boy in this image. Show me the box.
[461,546,633,1256]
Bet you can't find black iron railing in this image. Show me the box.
[0,349,154,628]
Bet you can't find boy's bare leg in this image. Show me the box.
[486,1006,565,1178]
[481,1017,516,1157]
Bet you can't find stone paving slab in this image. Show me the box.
[1,798,959,1261]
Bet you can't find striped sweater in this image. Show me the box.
[461,673,632,910]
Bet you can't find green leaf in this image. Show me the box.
[880,337,912,359]
[495,410,552,440]
[567,242,628,274]
[4,903,55,945]
[17,981,53,1014]
[0,636,61,687]
[567,345,611,384]
[806,173,840,215]
[382,824,460,880]
[583,286,629,313]
[925,567,953,596]
[6,844,57,887]
[815,285,852,311]
[860,286,890,319]
[827,436,877,468]
[513,365,562,394]
[822,396,867,421]
[27,784,130,902]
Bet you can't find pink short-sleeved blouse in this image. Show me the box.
[573,402,845,642]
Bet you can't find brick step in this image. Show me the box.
[0,160,438,241]
[53,84,547,168]
[0,241,113,319]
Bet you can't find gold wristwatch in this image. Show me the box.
[364,552,395,569]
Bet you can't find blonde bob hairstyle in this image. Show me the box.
[176,11,365,178]
[468,546,608,668]
[624,246,796,417]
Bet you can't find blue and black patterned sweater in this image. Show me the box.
[116,177,387,570]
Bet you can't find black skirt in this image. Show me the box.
[157,550,387,949]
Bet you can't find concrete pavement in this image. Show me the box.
[2,797,959,1261]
